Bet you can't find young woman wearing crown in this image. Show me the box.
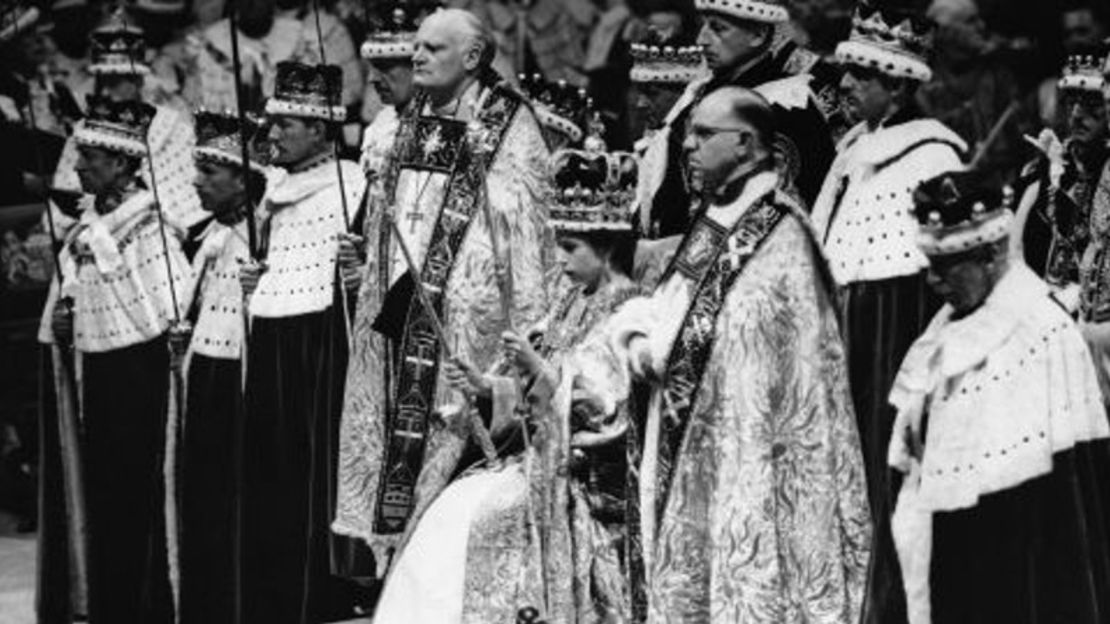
[372,137,641,623]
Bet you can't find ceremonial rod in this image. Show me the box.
[119,10,183,327]
[310,0,353,232]
[119,11,188,616]
[385,213,499,464]
[227,0,260,259]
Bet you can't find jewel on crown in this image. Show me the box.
[850,6,931,57]
[629,41,703,67]
[549,119,637,231]
[1064,54,1103,80]
[520,74,589,128]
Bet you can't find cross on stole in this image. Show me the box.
[405,206,424,234]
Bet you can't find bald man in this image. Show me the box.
[611,86,871,622]
[333,7,556,574]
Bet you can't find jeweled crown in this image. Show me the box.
[835,4,933,81]
[265,61,346,121]
[549,138,637,233]
[913,171,1014,256]
[88,9,149,75]
[361,0,440,60]
[194,110,270,174]
[850,7,931,57]
[75,95,155,157]
[629,35,705,85]
[520,74,590,145]
[1059,53,1106,93]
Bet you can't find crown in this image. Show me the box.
[835,5,933,82]
[194,110,270,174]
[630,38,706,84]
[913,170,1013,256]
[520,74,590,145]
[88,8,150,76]
[360,1,440,60]
[1059,54,1106,93]
[549,140,637,233]
[265,61,346,121]
[75,95,155,158]
[693,0,789,24]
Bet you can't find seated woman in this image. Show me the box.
[373,144,641,623]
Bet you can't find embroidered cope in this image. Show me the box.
[333,88,555,564]
[610,173,872,623]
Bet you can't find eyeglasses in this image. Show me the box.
[686,125,748,145]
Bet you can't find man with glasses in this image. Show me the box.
[809,4,966,622]
[635,0,837,238]
[611,85,870,623]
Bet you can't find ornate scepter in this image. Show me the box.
[384,213,500,464]
[466,97,552,616]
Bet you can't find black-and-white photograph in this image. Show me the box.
[1,0,1108,622]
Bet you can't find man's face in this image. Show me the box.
[629,83,683,138]
[75,146,128,195]
[696,13,769,74]
[194,160,245,214]
[682,96,752,194]
[370,59,416,107]
[412,16,471,96]
[839,65,896,126]
[268,116,324,166]
[96,74,143,103]
[925,250,996,314]
[1063,90,1108,147]
[930,0,988,62]
[1062,9,1106,55]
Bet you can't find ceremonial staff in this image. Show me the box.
[308,0,358,345]
[227,0,259,259]
[117,9,189,613]
[7,5,90,606]
[468,89,550,615]
[309,0,353,231]
[385,213,500,464]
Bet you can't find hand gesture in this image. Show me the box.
[337,233,365,291]
[502,330,543,376]
[238,258,267,299]
[444,357,491,399]
[1024,128,1065,189]
[628,334,655,382]
[337,232,366,268]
